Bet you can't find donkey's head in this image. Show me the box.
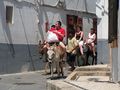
[47,47,55,62]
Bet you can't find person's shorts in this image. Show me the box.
[67,53,76,62]
[78,41,84,46]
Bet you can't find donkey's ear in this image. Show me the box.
[51,46,54,50]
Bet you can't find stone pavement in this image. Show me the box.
[47,76,120,90]
[0,62,69,90]
[0,65,120,90]
[47,64,120,90]
[0,71,51,90]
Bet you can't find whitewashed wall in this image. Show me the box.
[96,0,109,64]
[43,0,96,14]
[0,0,96,74]
[83,18,93,37]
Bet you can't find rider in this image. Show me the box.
[46,21,66,74]
[53,21,65,47]
[49,25,56,31]
[46,24,58,44]
[66,28,78,71]
[47,21,66,48]
[85,28,96,56]
[75,26,84,55]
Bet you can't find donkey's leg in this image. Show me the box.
[56,61,60,77]
[92,52,97,65]
[95,52,97,64]
[81,54,87,66]
[50,62,54,78]
[86,51,90,65]
[45,62,49,74]
[92,55,95,65]
[59,61,64,77]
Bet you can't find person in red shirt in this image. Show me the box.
[53,21,66,48]
[45,21,65,49]
[52,21,65,41]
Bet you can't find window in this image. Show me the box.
[6,6,13,24]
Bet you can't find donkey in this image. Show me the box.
[84,44,97,65]
[38,41,51,74]
[38,41,47,58]
[54,45,65,77]
[47,46,55,77]
[47,44,65,78]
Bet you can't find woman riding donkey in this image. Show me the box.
[85,28,96,56]
[75,26,87,66]
[84,28,97,65]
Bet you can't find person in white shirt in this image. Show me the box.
[85,28,96,56]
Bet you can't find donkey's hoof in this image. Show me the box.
[50,77,54,80]
[53,70,57,74]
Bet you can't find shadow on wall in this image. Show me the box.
[96,2,108,16]
[97,39,109,64]
[36,1,67,42]
[5,0,45,42]
[35,0,47,42]
[0,0,45,74]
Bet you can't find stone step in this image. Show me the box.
[66,64,110,80]
[77,71,110,76]
[47,80,80,90]
[75,67,110,71]
[47,64,112,90]
[75,64,110,71]
[47,76,120,90]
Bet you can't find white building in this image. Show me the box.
[96,0,109,64]
[98,0,120,83]
[0,0,111,75]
